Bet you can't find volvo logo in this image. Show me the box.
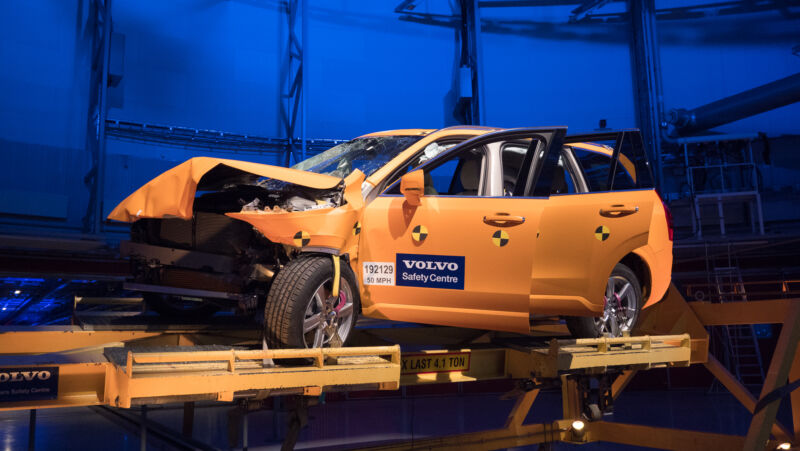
[401,260,459,272]
[0,370,52,383]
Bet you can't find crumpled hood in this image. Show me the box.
[107,157,344,222]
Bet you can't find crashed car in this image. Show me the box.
[109,126,673,348]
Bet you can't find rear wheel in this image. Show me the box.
[143,293,220,319]
[566,263,642,339]
[264,256,359,349]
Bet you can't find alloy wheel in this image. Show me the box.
[302,277,355,348]
[593,275,638,337]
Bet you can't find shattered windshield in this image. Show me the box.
[291,136,424,178]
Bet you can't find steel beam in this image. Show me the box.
[689,299,798,326]
[704,354,792,442]
[458,0,484,125]
[628,0,665,192]
[668,72,800,137]
[281,0,307,166]
[744,301,800,450]
[83,0,113,234]
[1,280,65,326]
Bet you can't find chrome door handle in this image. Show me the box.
[483,213,525,226]
[600,205,639,217]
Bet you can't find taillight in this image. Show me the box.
[661,198,674,241]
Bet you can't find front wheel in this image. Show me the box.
[264,256,359,349]
[566,263,642,339]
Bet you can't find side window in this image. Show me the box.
[567,133,654,193]
[386,147,486,196]
[425,148,484,196]
[614,132,654,189]
[501,143,529,196]
[571,146,613,192]
[380,141,458,193]
[551,153,578,195]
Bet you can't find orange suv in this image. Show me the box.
[110,126,673,348]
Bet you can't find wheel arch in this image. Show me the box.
[620,251,652,306]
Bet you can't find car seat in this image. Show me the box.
[424,172,438,195]
[458,159,480,195]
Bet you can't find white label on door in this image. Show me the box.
[363,262,395,286]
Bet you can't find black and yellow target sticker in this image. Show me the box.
[293,230,311,247]
[492,230,510,247]
[594,225,610,242]
[411,225,428,243]
[353,221,361,236]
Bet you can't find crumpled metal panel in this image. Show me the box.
[107,157,342,222]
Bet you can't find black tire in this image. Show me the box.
[143,292,220,319]
[566,263,642,339]
[264,255,360,349]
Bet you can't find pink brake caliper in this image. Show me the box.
[333,289,347,313]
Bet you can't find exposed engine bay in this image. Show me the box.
[124,176,348,315]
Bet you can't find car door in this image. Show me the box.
[358,128,566,334]
[530,132,656,317]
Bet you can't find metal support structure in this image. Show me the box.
[182,402,194,437]
[744,301,800,450]
[1,279,65,326]
[281,0,307,167]
[570,0,613,23]
[28,409,35,451]
[84,0,113,234]
[242,410,249,451]
[140,405,147,451]
[628,0,664,193]
[458,0,484,125]
[669,72,800,137]
[7,286,800,449]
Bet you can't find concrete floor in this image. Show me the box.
[0,387,785,450]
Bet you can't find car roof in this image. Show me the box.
[359,125,498,138]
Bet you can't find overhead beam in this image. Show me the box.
[570,0,612,22]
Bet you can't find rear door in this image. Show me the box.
[530,131,657,316]
[358,128,566,334]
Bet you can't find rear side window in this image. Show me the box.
[568,132,654,192]
[615,132,654,189]
[571,147,613,192]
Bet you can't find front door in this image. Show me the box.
[358,128,565,334]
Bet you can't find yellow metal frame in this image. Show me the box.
[0,345,401,411]
[4,282,800,450]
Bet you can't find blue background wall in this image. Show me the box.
[1,1,798,237]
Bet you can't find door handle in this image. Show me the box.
[600,205,639,217]
[483,213,525,226]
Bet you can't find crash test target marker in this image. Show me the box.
[492,230,510,247]
[411,225,428,243]
[595,225,610,241]
[294,230,311,247]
